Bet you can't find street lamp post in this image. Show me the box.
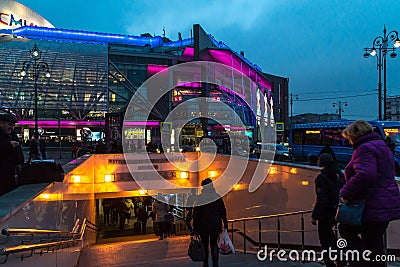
[290,93,299,126]
[21,44,50,155]
[363,25,400,120]
[332,101,347,120]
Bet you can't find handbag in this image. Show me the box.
[336,162,389,226]
[188,235,204,262]
[335,198,366,226]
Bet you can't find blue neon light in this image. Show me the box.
[11,26,165,47]
[164,38,194,47]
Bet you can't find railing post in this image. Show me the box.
[243,220,246,254]
[231,221,234,245]
[301,213,305,251]
[258,219,262,251]
[277,217,281,250]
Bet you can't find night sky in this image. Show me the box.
[17,0,400,120]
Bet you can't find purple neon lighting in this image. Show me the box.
[177,81,201,88]
[123,121,160,126]
[208,49,271,90]
[18,120,105,127]
[176,82,246,100]
[182,47,194,57]
[147,64,168,75]
[17,120,160,127]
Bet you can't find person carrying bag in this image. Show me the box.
[188,234,205,262]
[339,120,400,267]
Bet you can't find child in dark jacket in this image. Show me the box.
[312,153,345,267]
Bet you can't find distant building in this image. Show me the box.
[291,113,340,124]
[386,96,400,121]
[0,1,290,147]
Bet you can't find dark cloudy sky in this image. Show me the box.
[18,0,400,120]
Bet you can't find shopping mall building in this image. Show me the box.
[0,0,289,149]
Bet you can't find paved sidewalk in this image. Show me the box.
[77,235,323,267]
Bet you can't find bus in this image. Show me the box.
[289,120,400,174]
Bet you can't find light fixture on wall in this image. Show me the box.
[104,174,115,183]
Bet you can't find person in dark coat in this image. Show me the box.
[339,120,400,267]
[0,114,20,196]
[39,138,46,159]
[193,178,228,267]
[311,153,345,267]
[28,135,40,162]
[319,144,336,161]
[185,188,198,233]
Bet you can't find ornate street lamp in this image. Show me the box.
[332,101,347,120]
[363,25,400,120]
[21,44,50,155]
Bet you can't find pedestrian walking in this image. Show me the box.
[152,193,169,240]
[192,178,228,267]
[339,120,400,267]
[0,113,20,196]
[136,200,149,234]
[102,198,112,225]
[28,135,40,162]
[311,153,344,267]
[185,188,198,233]
[71,142,77,159]
[39,138,47,159]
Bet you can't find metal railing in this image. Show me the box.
[228,210,314,254]
[0,218,99,264]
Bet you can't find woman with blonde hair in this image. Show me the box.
[339,120,400,267]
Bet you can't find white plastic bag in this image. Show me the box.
[218,229,235,254]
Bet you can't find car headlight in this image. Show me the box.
[283,153,289,156]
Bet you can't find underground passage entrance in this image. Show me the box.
[96,195,190,240]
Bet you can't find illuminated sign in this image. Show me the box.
[0,12,35,27]
[383,128,399,136]
[306,130,321,134]
[276,122,284,132]
[0,0,54,30]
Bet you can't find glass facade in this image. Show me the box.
[0,39,108,118]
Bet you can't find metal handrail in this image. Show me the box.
[227,210,314,254]
[0,218,99,264]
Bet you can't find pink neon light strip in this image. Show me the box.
[147,64,168,75]
[123,121,160,126]
[18,120,105,127]
[17,120,160,127]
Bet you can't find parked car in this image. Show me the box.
[255,143,293,161]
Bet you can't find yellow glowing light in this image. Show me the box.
[104,174,115,183]
[195,146,201,152]
[269,167,277,174]
[139,189,147,195]
[233,184,241,190]
[179,171,189,179]
[71,175,81,183]
[306,130,321,134]
[40,193,50,199]
[208,171,218,178]
[290,168,297,174]
[301,180,309,186]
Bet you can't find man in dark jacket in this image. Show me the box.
[312,153,345,267]
[0,114,20,196]
[193,178,228,267]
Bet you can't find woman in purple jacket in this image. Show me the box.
[339,120,400,267]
